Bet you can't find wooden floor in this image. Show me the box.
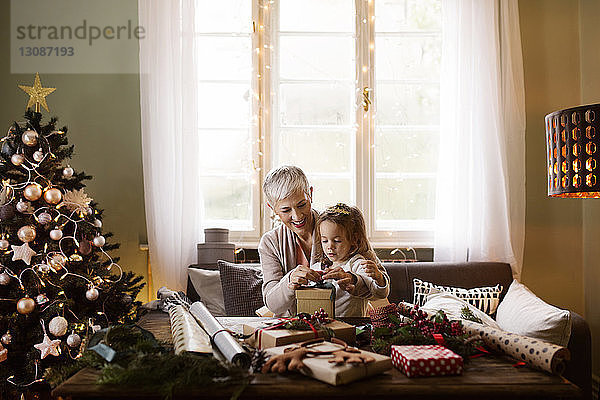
[53,312,583,400]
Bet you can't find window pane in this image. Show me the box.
[279,83,353,125]
[310,178,353,211]
[197,37,251,80]
[280,36,354,80]
[375,177,436,222]
[375,0,442,32]
[275,129,353,173]
[200,177,252,225]
[375,35,441,80]
[280,0,354,32]
[375,130,439,173]
[196,1,251,33]
[199,130,253,173]
[198,83,251,128]
[375,83,440,126]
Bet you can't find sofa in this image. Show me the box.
[187,260,591,398]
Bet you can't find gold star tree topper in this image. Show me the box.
[18,73,56,112]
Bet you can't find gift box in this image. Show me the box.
[391,345,463,377]
[296,286,335,318]
[265,341,392,386]
[243,318,356,349]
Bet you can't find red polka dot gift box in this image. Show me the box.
[391,345,463,377]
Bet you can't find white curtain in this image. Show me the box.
[434,0,526,279]
[138,0,203,292]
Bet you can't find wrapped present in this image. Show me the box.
[296,284,335,318]
[265,341,392,386]
[243,318,356,349]
[391,345,463,377]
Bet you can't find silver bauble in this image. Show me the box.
[16,201,30,213]
[85,287,99,301]
[37,263,50,274]
[92,236,105,247]
[43,188,62,205]
[10,154,24,166]
[62,167,74,178]
[49,228,63,241]
[1,332,11,345]
[49,316,68,337]
[0,239,9,250]
[0,272,10,285]
[66,333,81,348]
[17,225,36,243]
[93,219,102,228]
[33,150,44,162]
[23,184,43,201]
[38,212,52,225]
[36,293,49,305]
[49,253,67,270]
[16,297,35,314]
[21,130,38,147]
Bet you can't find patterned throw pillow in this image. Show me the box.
[413,278,503,315]
[217,260,264,316]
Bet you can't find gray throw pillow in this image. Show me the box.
[217,260,264,316]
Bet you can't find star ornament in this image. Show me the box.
[11,242,37,265]
[34,334,61,359]
[18,73,56,112]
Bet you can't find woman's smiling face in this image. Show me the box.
[272,189,314,237]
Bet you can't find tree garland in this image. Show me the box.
[370,305,484,359]
[45,324,249,400]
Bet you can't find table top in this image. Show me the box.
[52,312,583,400]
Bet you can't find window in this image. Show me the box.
[197,0,441,247]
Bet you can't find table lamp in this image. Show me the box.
[545,104,600,198]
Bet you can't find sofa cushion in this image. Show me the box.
[217,260,264,316]
[413,278,503,315]
[187,267,226,316]
[496,280,571,347]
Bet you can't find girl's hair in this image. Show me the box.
[315,203,377,267]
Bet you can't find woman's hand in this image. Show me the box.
[288,265,323,289]
[360,260,385,286]
[322,266,356,293]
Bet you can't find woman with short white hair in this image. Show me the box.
[259,165,387,316]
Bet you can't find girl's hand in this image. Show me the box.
[322,266,356,293]
[360,260,385,286]
[288,265,323,289]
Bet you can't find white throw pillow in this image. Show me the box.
[187,268,226,316]
[421,290,501,329]
[495,280,571,347]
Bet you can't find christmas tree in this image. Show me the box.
[0,74,144,397]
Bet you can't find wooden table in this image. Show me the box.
[53,312,583,400]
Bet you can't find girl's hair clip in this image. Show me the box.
[326,203,351,215]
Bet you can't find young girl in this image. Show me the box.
[315,203,390,317]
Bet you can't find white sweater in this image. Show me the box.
[311,254,390,317]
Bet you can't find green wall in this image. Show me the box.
[0,2,149,301]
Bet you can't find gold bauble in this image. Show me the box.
[43,188,62,205]
[21,130,38,147]
[49,253,67,270]
[17,225,36,243]
[23,183,43,201]
[17,297,35,314]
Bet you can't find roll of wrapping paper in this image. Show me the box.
[189,301,251,368]
[461,319,570,375]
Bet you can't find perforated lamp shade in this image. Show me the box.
[545,104,600,198]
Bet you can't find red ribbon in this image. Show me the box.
[469,345,491,359]
[512,361,527,368]
[432,334,445,346]
[256,317,320,348]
